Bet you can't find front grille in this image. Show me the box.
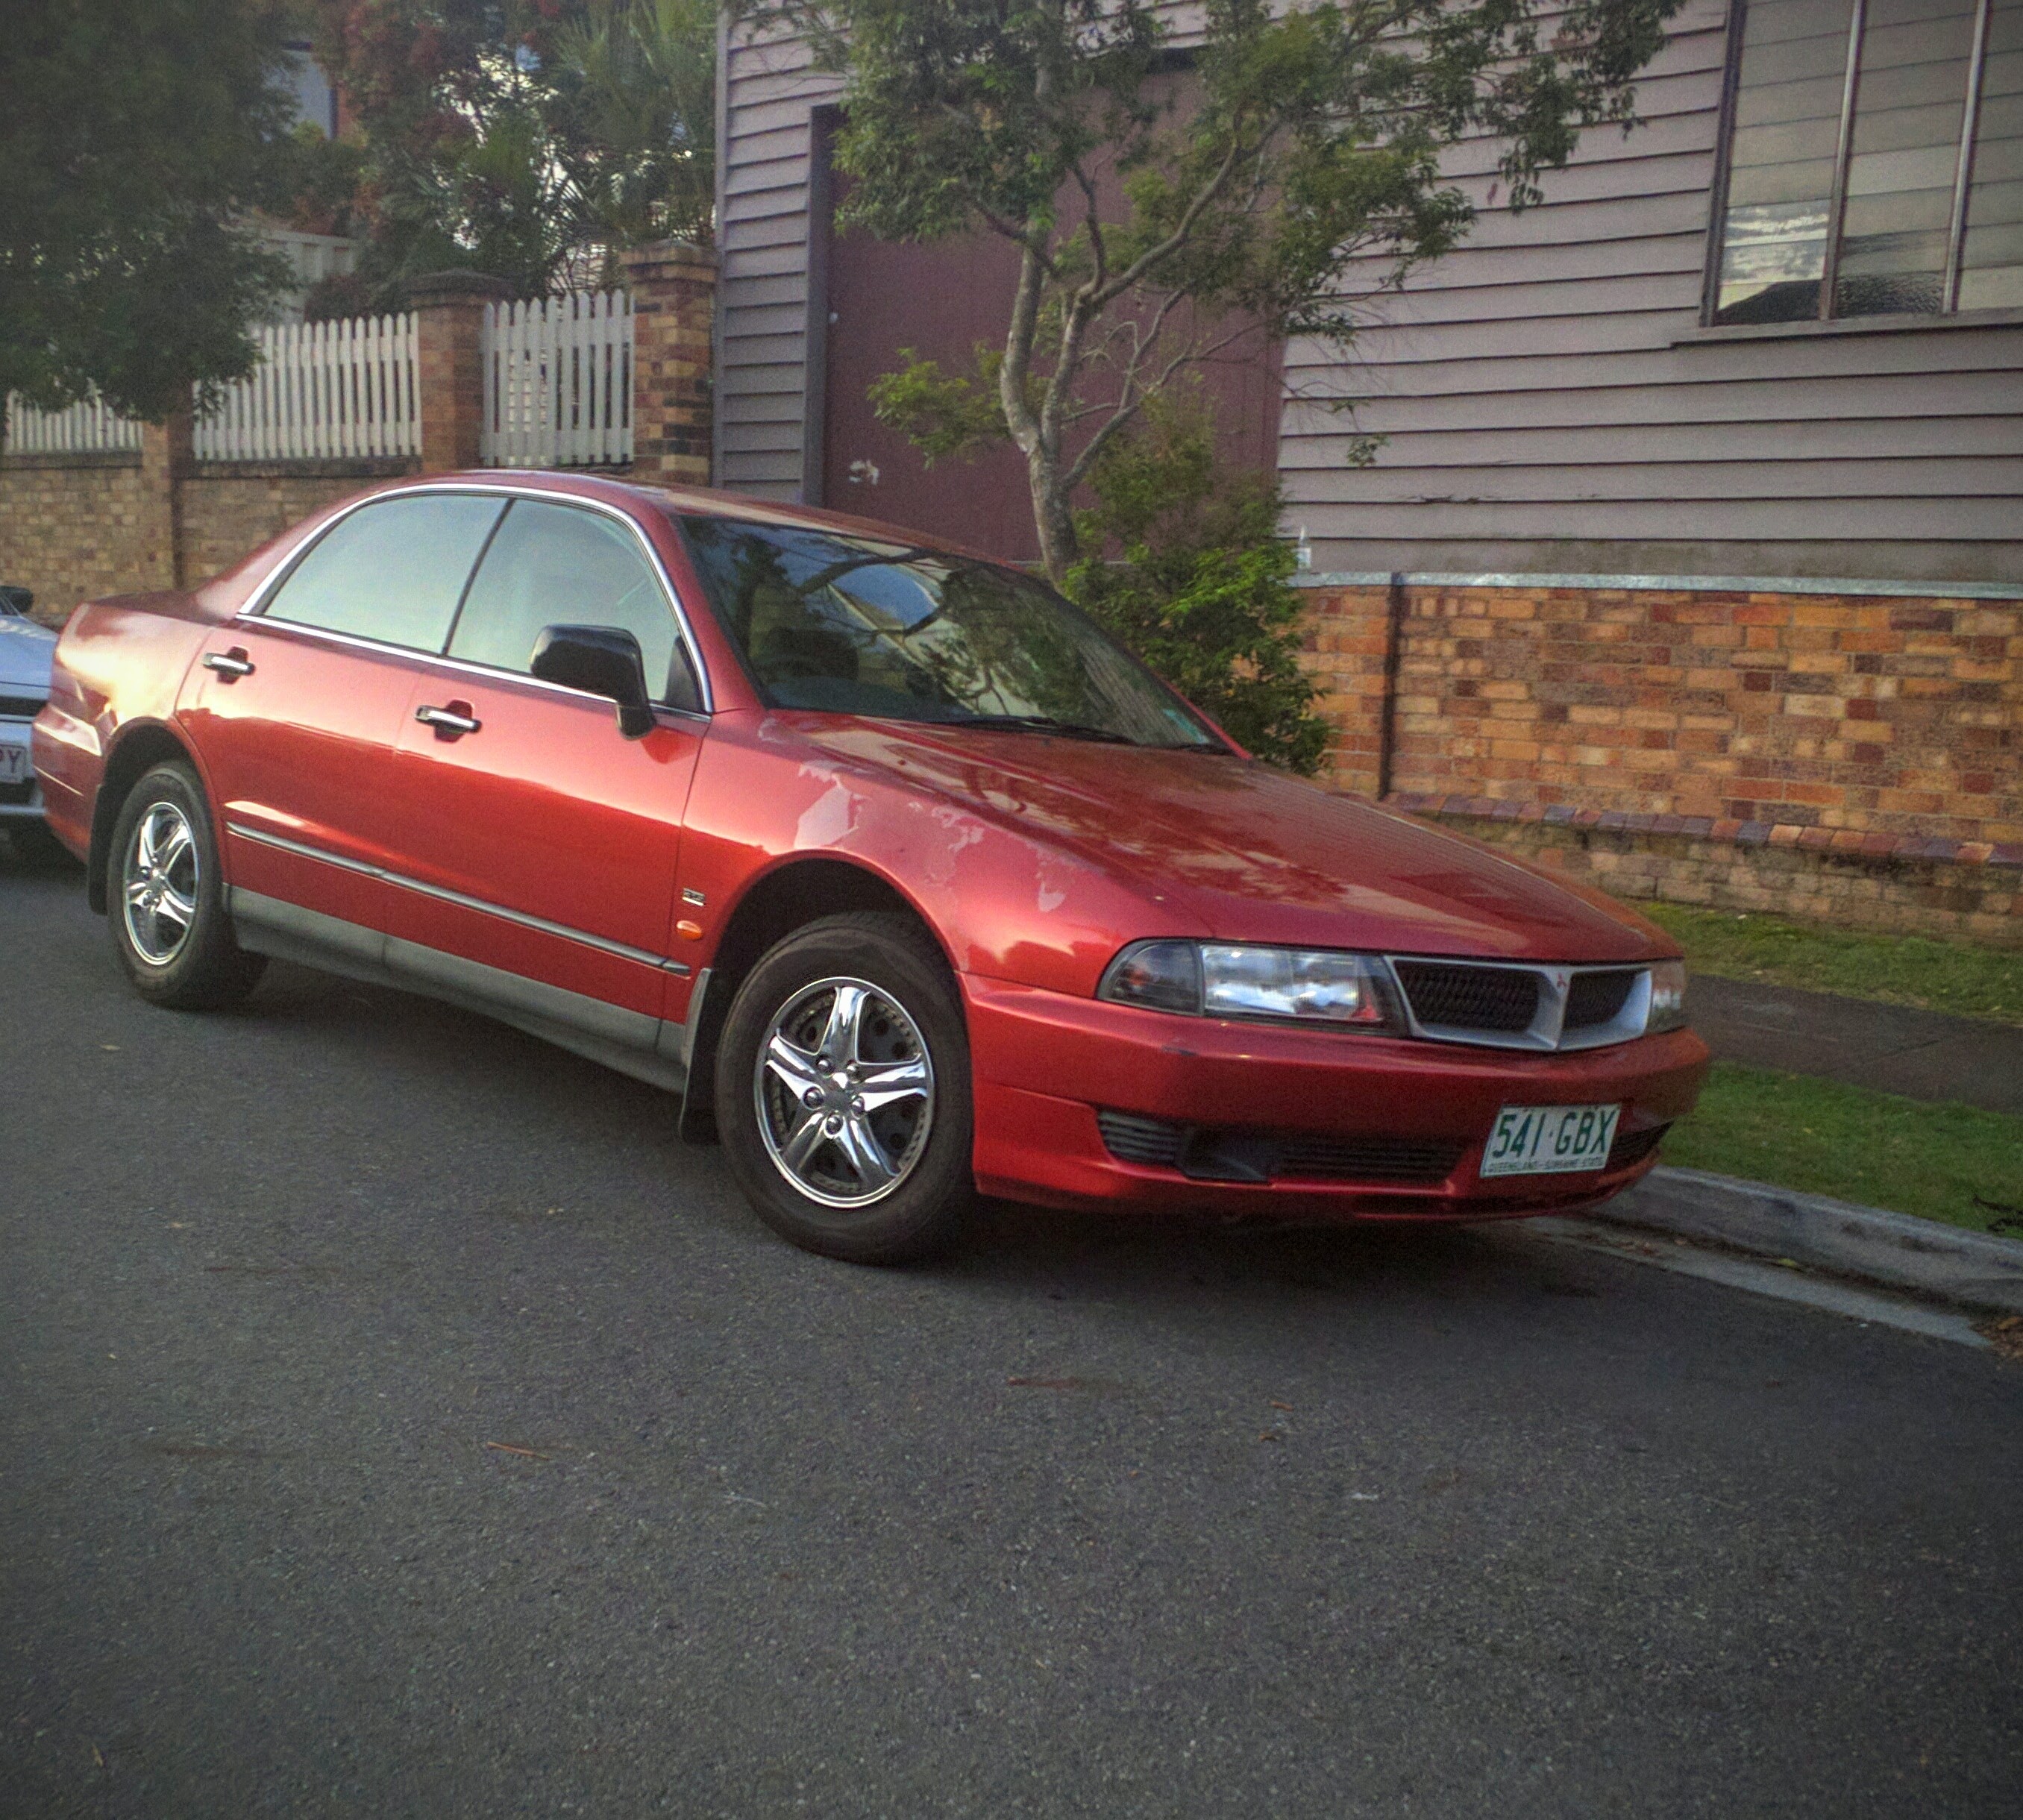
[1392,961,1539,1033]
[1270,1133,1470,1183]
[1096,1111,1463,1187]
[0,694,46,720]
[1563,968,1639,1030]
[1606,1123,1669,1171]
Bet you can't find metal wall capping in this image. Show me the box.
[1295,571,2023,601]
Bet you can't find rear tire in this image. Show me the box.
[717,911,974,1264]
[106,762,265,1010]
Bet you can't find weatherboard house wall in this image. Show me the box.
[1286,0,2023,586]
[718,0,2023,580]
[715,24,844,502]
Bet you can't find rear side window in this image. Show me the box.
[448,500,693,706]
[263,494,505,650]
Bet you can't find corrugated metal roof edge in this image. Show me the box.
[1295,570,2023,600]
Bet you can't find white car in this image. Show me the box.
[1,586,63,860]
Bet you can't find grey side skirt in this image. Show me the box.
[229,887,708,1097]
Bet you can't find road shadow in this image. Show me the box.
[0,827,84,874]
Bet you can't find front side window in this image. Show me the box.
[679,515,1220,750]
[1710,0,2020,324]
[263,494,505,649]
[448,500,695,706]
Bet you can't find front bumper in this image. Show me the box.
[963,974,1710,1220]
[1,718,46,822]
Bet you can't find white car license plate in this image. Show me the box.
[1481,1102,1621,1177]
[0,739,31,785]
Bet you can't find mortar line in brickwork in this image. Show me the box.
[1298,572,2023,602]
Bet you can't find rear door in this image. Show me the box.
[376,496,709,1035]
[185,492,506,933]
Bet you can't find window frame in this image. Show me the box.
[242,483,715,718]
[1703,0,2001,327]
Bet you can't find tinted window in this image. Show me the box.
[264,494,505,648]
[449,501,691,704]
[680,516,1217,750]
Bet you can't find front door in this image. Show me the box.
[375,497,709,1046]
[184,492,507,934]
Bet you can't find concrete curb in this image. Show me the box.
[1596,1167,2023,1319]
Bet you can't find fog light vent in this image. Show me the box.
[1094,1110,1187,1168]
[1605,1123,1670,1171]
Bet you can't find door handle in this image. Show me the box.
[204,648,254,680]
[415,702,482,738]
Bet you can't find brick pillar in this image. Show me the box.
[138,403,194,589]
[409,270,513,472]
[622,240,716,487]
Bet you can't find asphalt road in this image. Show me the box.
[3,837,2019,1819]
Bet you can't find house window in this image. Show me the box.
[1710,0,2021,323]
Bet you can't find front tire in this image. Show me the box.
[717,912,974,1264]
[106,762,265,1010]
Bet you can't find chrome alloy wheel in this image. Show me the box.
[121,800,201,966]
[754,976,935,1208]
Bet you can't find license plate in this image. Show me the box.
[0,740,29,785]
[1481,1102,1621,1177]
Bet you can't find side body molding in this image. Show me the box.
[230,888,711,1098]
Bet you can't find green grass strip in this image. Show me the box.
[1641,901,2023,1027]
[1663,1061,2023,1235]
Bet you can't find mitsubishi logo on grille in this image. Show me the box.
[1547,967,1572,994]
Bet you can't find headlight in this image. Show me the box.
[1646,958,1687,1033]
[1099,941,1399,1029]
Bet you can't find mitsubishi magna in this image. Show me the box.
[33,474,1709,1263]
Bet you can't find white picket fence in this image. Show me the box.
[480,289,633,467]
[4,395,143,454]
[8,290,629,466]
[193,313,418,461]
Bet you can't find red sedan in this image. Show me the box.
[33,472,1708,1261]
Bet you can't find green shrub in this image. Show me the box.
[1064,405,1332,776]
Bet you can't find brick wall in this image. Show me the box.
[0,454,163,620]
[1305,582,2022,847]
[0,454,412,622]
[180,461,415,589]
[1398,804,2019,945]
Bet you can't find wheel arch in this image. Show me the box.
[87,721,203,914]
[680,855,957,1143]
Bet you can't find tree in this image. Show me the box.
[1,0,296,429]
[1066,398,1332,774]
[741,0,1683,585]
[308,0,715,301]
[555,0,718,259]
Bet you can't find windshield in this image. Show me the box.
[677,515,1220,750]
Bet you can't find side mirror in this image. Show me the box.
[530,624,656,738]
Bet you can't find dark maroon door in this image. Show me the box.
[817,113,1285,565]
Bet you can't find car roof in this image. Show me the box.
[450,470,1012,571]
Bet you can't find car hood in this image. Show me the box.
[800,720,1672,964]
[0,612,56,693]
